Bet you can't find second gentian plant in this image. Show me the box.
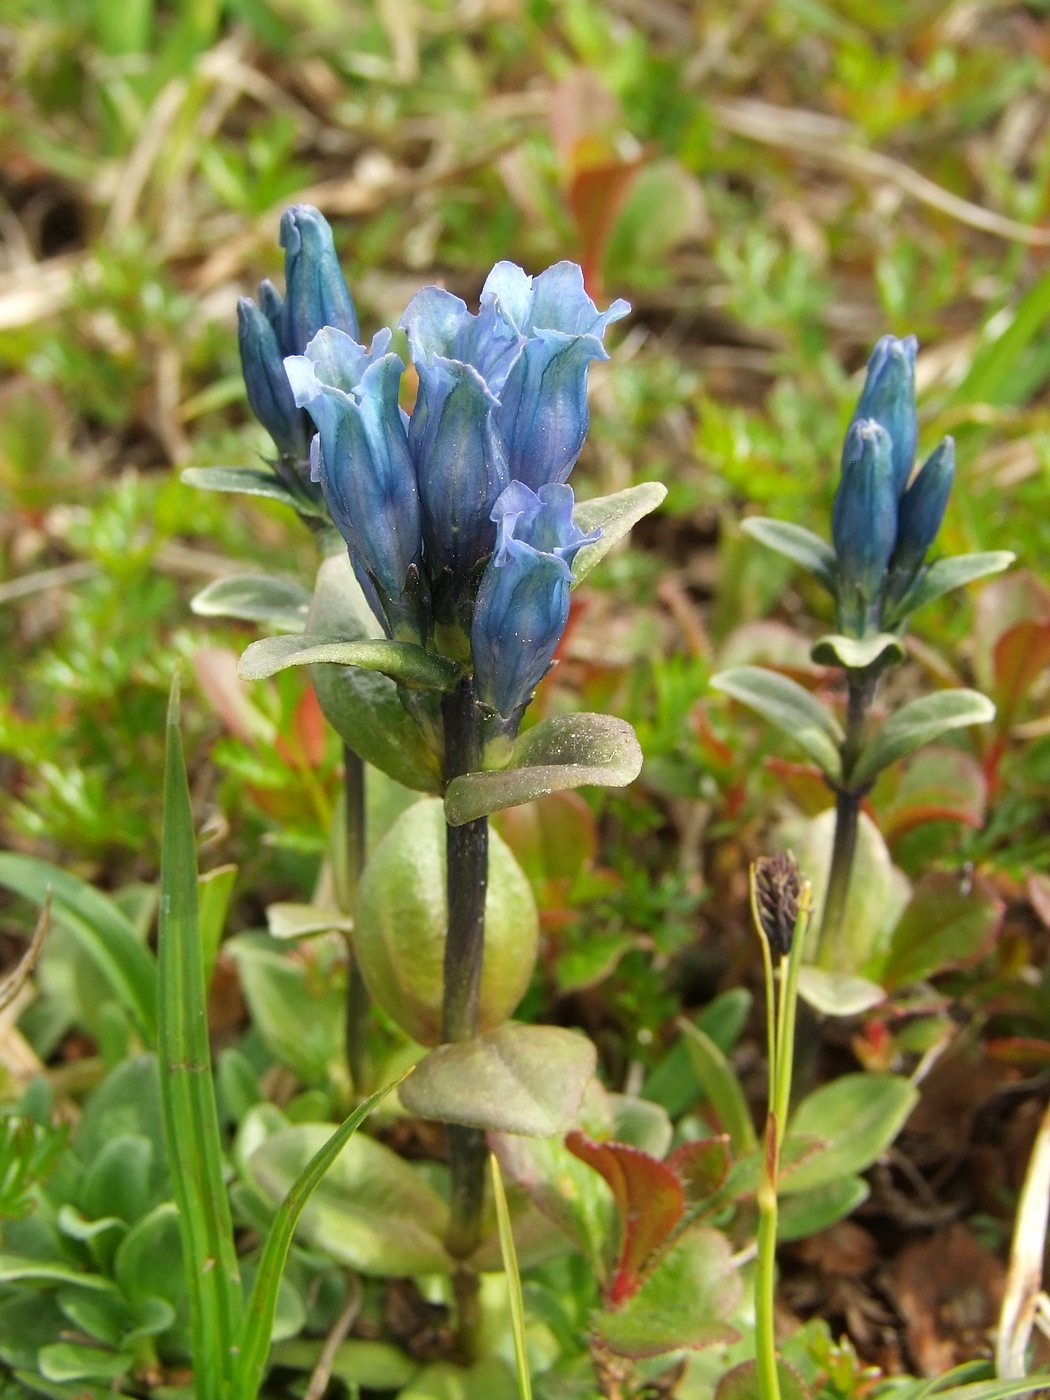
[187,205,666,1356]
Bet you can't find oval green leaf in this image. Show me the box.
[181,465,325,518]
[810,633,904,672]
[191,574,311,633]
[710,666,843,781]
[571,482,668,588]
[781,1073,918,1195]
[850,689,996,789]
[740,518,837,592]
[888,551,1015,622]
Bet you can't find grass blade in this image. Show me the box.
[490,1152,533,1400]
[159,673,243,1400]
[235,1074,407,1400]
[0,854,157,1045]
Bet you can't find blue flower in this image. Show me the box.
[849,334,918,497]
[832,419,898,636]
[471,482,599,718]
[237,205,358,473]
[284,327,422,632]
[885,436,955,609]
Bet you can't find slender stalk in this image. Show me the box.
[441,678,489,1361]
[342,746,372,1098]
[816,674,875,963]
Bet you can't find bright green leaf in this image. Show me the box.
[781,1074,918,1194]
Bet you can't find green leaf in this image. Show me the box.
[490,1154,533,1400]
[191,575,311,633]
[38,1344,132,1383]
[198,864,236,991]
[776,1176,870,1242]
[0,855,157,1046]
[810,633,904,672]
[0,1258,118,1291]
[238,634,463,691]
[265,903,354,939]
[709,667,843,781]
[850,690,996,788]
[879,872,1004,992]
[715,1359,811,1400]
[445,715,643,825]
[399,1024,597,1136]
[306,554,443,793]
[642,989,752,1118]
[181,466,324,518]
[781,1073,918,1194]
[952,266,1050,407]
[571,482,667,587]
[888,552,1015,621]
[676,1020,757,1155]
[270,1339,418,1392]
[236,1077,406,1400]
[740,518,837,591]
[593,1224,741,1360]
[158,675,242,1400]
[226,934,345,1084]
[796,968,886,1017]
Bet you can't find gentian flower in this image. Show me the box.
[884,436,955,609]
[471,482,599,719]
[848,334,918,496]
[284,327,423,637]
[832,419,898,635]
[238,205,358,484]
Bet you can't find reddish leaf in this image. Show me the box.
[193,647,274,746]
[973,570,1050,692]
[763,757,831,815]
[493,790,597,887]
[1028,873,1050,930]
[875,745,987,844]
[985,1037,1050,1069]
[566,1131,684,1304]
[295,685,327,767]
[667,1136,731,1204]
[880,871,1004,992]
[992,618,1050,730]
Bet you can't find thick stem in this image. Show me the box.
[440,679,489,1361]
[342,747,372,1097]
[816,675,875,963]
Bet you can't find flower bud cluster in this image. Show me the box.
[832,335,955,636]
[240,205,628,723]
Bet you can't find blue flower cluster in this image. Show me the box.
[832,335,954,636]
[239,205,627,720]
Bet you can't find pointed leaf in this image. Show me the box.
[191,574,311,633]
[796,968,886,1017]
[181,466,325,517]
[490,1154,533,1400]
[0,854,157,1046]
[810,633,904,672]
[198,863,236,991]
[0,1258,118,1291]
[566,1132,684,1303]
[593,1223,741,1360]
[239,634,463,691]
[880,871,1004,992]
[158,677,242,1400]
[740,518,837,591]
[306,554,442,792]
[851,690,996,788]
[571,483,667,587]
[445,715,642,825]
[399,1024,596,1136]
[992,617,1050,728]
[237,1078,408,1398]
[890,552,1014,620]
[641,989,752,1119]
[710,667,843,781]
[676,1020,757,1154]
[781,1073,918,1194]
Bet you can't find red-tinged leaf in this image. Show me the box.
[666,1136,731,1204]
[295,685,327,767]
[493,789,597,888]
[763,757,831,815]
[193,647,275,746]
[693,706,735,770]
[568,160,641,297]
[716,1360,811,1400]
[566,1131,684,1304]
[992,618,1050,730]
[875,746,987,844]
[1028,873,1050,930]
[880,871,1005,992]
[985,1037,1050,1069]
[973,570,1050,692]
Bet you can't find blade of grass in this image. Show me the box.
[234,1073,408,1400]
[490,1152,532,1400]
[159,672,243,1400]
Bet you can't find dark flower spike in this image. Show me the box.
[849,334,918,498]
[832,418,898,636]
[886,436,955,608]
[752,851,802,961]
[285,327,422,633]
[237,298,310,461]
[471,482,599,719]
[279,204,359,355]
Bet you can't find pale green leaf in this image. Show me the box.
[851,690,996,788]
[238,634,463,691]
[710,666,843,781]
[740,518,836,591]
[571,482,668,587]
[191,575,311,633]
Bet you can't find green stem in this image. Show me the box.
[342,746,372,1098]
[441,678,489,1362]
[816,674,876,964]
[755,1127,781,1400]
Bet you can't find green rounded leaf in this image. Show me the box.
[740,518,837,591]
[238,634,462,691]
[879,871,1005,992]
[850,689,996,789]
[776,1176,870,1242]
[191,574,311,633]
[710,666,843,781]
[446,714,643,825]
[399,1023,597,1137]
[781,1073,918,1195]
[796,967,886,1018]
[888,551,1015,622]
[571,482,668,588]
